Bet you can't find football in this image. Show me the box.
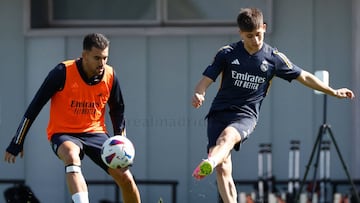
[101,135,135,169]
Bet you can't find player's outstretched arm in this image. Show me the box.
[296,70,355,99]
[192,76,213,108]
[4,67,62,164]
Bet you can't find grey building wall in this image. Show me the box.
[0,0,27,199]
[0,0,358,202]
[352,0,360,181]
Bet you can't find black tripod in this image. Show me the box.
[295,94,360,202]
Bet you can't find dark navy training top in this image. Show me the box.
[203,41,302,119]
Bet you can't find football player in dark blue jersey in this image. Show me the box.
[191,8,354,203]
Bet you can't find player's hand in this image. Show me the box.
[4,150,24,164]
[4,141,24,163]
[192,93,205,108]
[334,88,355,99]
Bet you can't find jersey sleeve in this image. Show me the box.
[24,64,66,120]
[202,48,227,81]
[273,50,302,82]
[108,70,126,136]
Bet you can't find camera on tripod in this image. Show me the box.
[295,70,360,203]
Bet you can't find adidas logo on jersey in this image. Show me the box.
[231,59,240,65]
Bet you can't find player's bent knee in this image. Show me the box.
[109,168,134,183]
[65,164,82,174]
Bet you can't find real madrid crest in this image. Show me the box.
[260,60,268,72]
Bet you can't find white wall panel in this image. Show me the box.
[25,37,67,203]
[0,0,26,181]
[146,36,189,202]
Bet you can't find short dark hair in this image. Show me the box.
[237,8,264,32]
[83,33,109,51]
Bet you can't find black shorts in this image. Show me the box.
[50,133,110,173]
[207,111,257,151]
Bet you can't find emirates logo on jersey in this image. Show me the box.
[232,70,266,90]
[70,100,101,117]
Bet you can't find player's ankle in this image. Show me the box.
[206,157,217,168]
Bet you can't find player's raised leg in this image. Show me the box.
[193,126,241,180]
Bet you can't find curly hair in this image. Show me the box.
[83,33,110,51]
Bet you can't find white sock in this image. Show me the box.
[72,192,89,203]
[206,157,217,167]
